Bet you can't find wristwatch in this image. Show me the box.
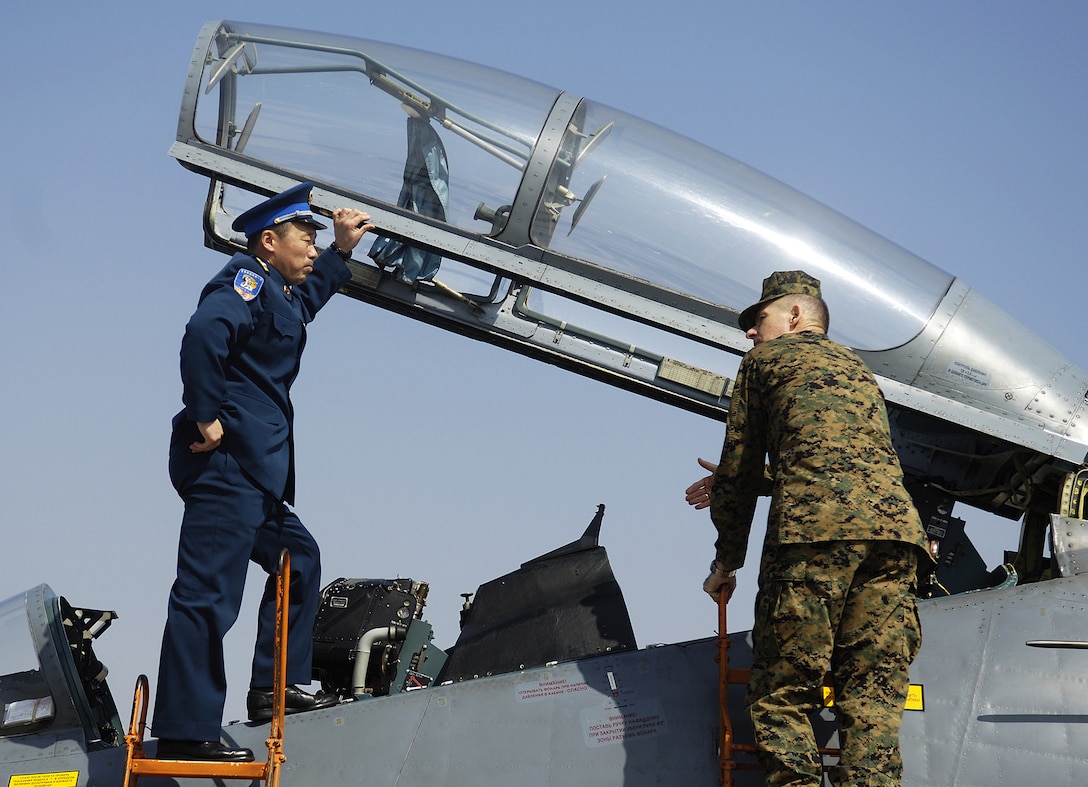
[709,561,735,578]
[329,241,352,261]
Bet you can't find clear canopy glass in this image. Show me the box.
[195,21,953,352]
[0,590,54,735]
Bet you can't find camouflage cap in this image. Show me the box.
[738,270,822,331]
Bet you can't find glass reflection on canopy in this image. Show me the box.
[195,21,953,352]
[540,99,953,350]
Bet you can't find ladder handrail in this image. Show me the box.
[717,592,734,786]
[122,549,291,786]
[717,592,842,785]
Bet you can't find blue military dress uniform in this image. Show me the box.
[153,186,351,742]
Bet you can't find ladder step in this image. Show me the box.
[128,759,268,779]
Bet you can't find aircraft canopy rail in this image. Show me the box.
[172,20,1088,481]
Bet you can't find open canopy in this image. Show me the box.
[171,20,1088,519]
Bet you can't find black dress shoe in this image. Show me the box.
[247,684,339,722]
[156,738,255,762]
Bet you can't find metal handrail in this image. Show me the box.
[122,549,291,786]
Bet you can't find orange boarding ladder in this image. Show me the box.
[123,549,292,787]
[716,593,841,786]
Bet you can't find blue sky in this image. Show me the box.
[2,2,1085,724]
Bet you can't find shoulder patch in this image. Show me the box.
[233,268,264,301]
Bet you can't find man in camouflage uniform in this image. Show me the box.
[686,270,931,786]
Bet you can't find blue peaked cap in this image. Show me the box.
[231,182,329,237]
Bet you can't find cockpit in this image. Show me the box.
[0,586,121,751]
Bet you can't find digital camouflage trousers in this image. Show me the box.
[747,540,922,786]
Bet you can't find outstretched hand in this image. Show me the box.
[684,457,719,510]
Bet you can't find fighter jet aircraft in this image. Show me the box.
[2,19,1086,786]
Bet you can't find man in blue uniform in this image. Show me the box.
[153,183,374,762]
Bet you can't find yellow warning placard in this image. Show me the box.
[820,685,924,711]
[9,772,79,787]
[905,684,924,711]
